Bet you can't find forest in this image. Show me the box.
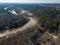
[0,4,60,45]
[31,6,60,34]
[21,4,60,34]
[0,8,29,31]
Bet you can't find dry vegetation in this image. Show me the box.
[0,26,39,45]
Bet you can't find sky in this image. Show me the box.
[0,0,59,3]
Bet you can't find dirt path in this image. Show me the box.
[0,17,37,38]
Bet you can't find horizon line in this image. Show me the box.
[0,2,60,4]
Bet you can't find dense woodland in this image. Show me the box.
[21,4,60,34]
[31,6,60,34]
[0,8,29,31]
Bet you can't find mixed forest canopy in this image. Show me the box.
[19,4,60,33]
[0,7,29,31]
[0,4,60,33]
[31,6,60,33]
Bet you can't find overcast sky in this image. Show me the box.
[0,0,59,3]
